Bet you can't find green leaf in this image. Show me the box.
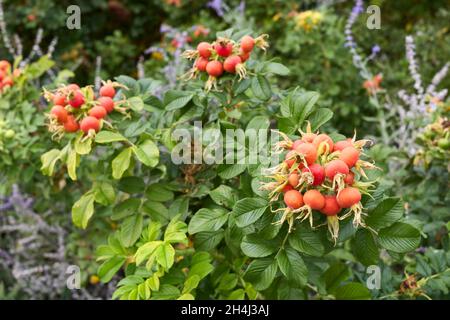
[95,131,127,144]
[218,164,247,179]
[227,289,245,300]
[251,75,272,101]
[72,191,95,229]
[141,200,169,224]
[264,62,290,76]
[351,229,379,266]
[94,181,116,205]
[321,262,351,292]
[244,258,278,291]
[98,256,126,283]
[195,230,224,251]
[156,242,175,270]
[164,218,188,243]
[277,248,308,287]
[209,185,237,208]
[241,234,279,258]
[112,147,132,179]
[152,284,180,300]
[135,241,163,266]
[74,133,92,155]
[232,197,268,228]
[132,139,159,167]
[112,198,141,220]
[120,214,143,247]
[308,108,333,131]
[128,96,144,111]
[182,275,200,294]
[188,208,229,234]
[366,197,404,230]
[40,149,61,176]
[177,293,195,300]
[67,148,79,180]
[288,224,326,257]
[164,90,194,111]
[378,222,421,253]
[146,184,174,202]
[334,282,371,300]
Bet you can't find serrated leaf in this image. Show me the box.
[288,224,326,257]
[308,108,333,131]
[334,282,371,300]
[244,258,278,291]
[378,222,421,253]
[188,208,229,234]
[277,248,308,287]
[95,131,127,143]
[164,90,194,111]
[232,197,268,228]
[241,234,279,258]
[351,229,379,266]
[251,75,272,101]
[72,191,95,229]
[156,242,175,270]
[120,214,143,247]
[112,147,132,179]
[98,256,126,283]
[132,139,159,167]
[366,197,403,230]
[40,149,61,176]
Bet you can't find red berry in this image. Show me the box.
[0,60,11,72]
[2,76,13,87]
[291,139,304,150]
[206,60,223,77]
[99,84,116,98]
[339,147,360,168]
[295,143,318,165]
[302,163,325,186]
[284,190,304,209]
[337,187,361,208]
[195,57,209,72]
[303,190,325,210]
[64,115,79,133]
[325,159,349,180]
[320,195,341,216]
[223,55,242,73]
[239,49,250,62]
[68,91,85,108]
[313,134,334,154]
[53,93,67,106]
[301,133,317,143]
[240,35,255,53]
[89,106,107,119]
[214,42,233,57]
[284,150,297,168]
[288,172,300,188]
[197,42,212,59]
[66,83,80,91]
[97,96,115,113]
[282,184,294,193]
[334,140,353,152]
[51,105,68,123]
[80,116,100,133]
[344,172,355,185]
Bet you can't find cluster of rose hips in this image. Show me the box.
[182,34,269,91]
[0,60,21,93]
[43,81,123,140]
[262,126,377,242]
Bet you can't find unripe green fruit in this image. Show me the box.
[437,138,450,150]
[4,129,15,139]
